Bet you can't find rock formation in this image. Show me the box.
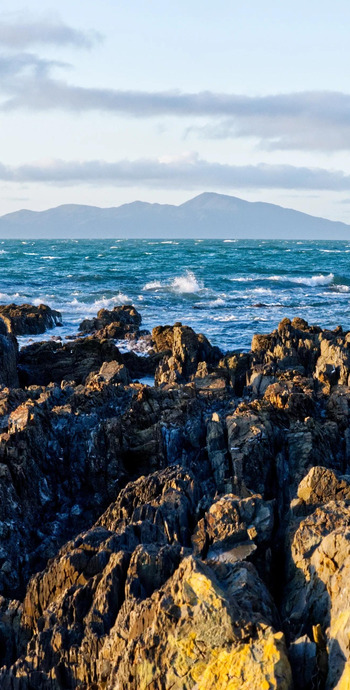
[0,303,62,336]
[2,309,350,687]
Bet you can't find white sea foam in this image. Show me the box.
[330,285,350,293]
[196,297,226,309]
[318,249,342,253]
[41,256,61,260]
[61,294,131,314]
[172,271,202,293]
[212,314,237,322]
[0,250,8,254]
[268,273,334,286]
[143,280,162,290]
[249,288,274,295]
[143,271,202,294]
[0,291,21,302]
[223,239,237,243]
[92,294,130,310]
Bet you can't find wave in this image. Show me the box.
[195,297,226,309]
[330,285,350,293]
[143,271,203,294]
[0,291,21,302]
[172,271,202,293]
[212,314,237,322]
[268,273,334,286]
[0,250,8,254]
[143,280,162,290]
[223,239,237,243]
[41,256,62,260]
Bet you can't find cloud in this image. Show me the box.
[0,17,102,49]
[0,53,69,80]
[0,154,350,191]
[0,59,349,151]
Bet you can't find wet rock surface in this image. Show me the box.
[3,311,350,686]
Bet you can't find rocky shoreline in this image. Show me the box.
[1,304,350,687]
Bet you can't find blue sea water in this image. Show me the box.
[1,238,350,352]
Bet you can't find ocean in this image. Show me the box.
[1,238,350,352]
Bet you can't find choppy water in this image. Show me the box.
[1,238,350,351]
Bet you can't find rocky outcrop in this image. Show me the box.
[0,303,62,336]
[0,467,292,689]
[154,322,222,385]
[283,466,350,689]
[79,305,144,340]
[3,312,350,687]
[18,336,124,386]
[0,318,18,388]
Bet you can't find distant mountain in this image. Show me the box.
[0,192,349,239]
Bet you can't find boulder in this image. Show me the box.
[154,322,221,385]
[79,305,143,339]
[0,303,62,335]
[18,335,124,386]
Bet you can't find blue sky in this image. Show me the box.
[1,1,350,221]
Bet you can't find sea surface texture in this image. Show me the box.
[1,238,350,351]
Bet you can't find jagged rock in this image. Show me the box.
[0,378,135,598]
[192,492,274,580]
[85,360,130,388]
[283,466,350,689]
[151,324,175,353]
[0,303,62,335]
[154,323,221,385]
[5,313,350,687]
[18,336,124,386]
[0,319,18,387]
[79,305,143,339]
[102,557,291,690]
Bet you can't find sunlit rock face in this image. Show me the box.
[4,313,350,687]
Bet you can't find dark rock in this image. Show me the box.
[79,305,143,340]
[0,303,62,335]
[18,335,124,386]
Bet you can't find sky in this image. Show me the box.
[1,1,350,221]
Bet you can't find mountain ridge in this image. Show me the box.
[0,192,349,239]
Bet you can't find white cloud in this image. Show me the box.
[0,57,349,152]
[0,16,102,49]
[0,155,349,191]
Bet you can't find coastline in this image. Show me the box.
[0,302,350,686]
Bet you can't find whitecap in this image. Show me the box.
[0,250,8,254]
[41,256,61,260]
[223,239,237,243]
[63,294,131,314]
[268,273,334,286]
[318,249,342,253]
[172,271,202,293]
[0,291,21,302]
[330,285,350,293]
[143,280,162,290]
[212,314,237,322]
[195,297,226,309]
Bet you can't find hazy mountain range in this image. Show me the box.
[0,192,349,239]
